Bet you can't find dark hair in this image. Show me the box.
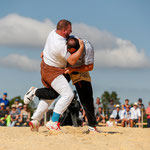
[138,98,142,102]
[109,99,114,102]
[57,19,71,30]
[66,37,80,50]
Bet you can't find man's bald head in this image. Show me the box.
[66,37,80,53]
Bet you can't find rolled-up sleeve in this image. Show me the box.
[84,41,94,65]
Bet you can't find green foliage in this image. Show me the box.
[28,101,36,115]
[130,103,134,107]
[101,91,120,111]
[9,96,23,106]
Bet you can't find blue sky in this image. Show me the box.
[0,0,150,106]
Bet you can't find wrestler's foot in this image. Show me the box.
[24,87,37,104]
[45,120,61,131]
[29,120,40,132]
[88,126,101,133]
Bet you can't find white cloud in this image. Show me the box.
[0,14,55,48]
[72,23,118,50]
[94,39,150,68]
[72,23,150,68]
[0,14,150,69]
[0,54,40,71]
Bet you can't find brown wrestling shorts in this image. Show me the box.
[40,60,65,88]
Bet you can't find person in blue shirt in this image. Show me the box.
[0,92,9,109]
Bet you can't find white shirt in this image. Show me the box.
[121,109,132,120]
[106,120,117,127]
[43,29,67,68]
[131,107,141,120]
[66,38,94,67]
[111,110,122,119]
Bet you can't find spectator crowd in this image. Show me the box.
[0,91,150,128]
[0,92,30,127]
[94,97,150,128]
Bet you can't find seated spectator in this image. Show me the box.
[18,104,30,126]
[0,103,9,126]
[121,105,133,127]
[95,97,103,115]
[5,107,11,126]
[15,103,23,126]
[106,115,117,127]
[131,102,141,126]
[9,104,19,127]
[107,99,115,117]
[146,102,150,128]
[96,106,105,123]
[17,103,23,115]
[0,92,9,109]
[111,104,122,124]
[122,99,131,110]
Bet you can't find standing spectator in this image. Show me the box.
[14,98,20,109]
[107,99,115,117]
[18,105,30,126]
[146,102,150,128]
[111,104,122,124]
[122,99,131,110]
[0,103,8,126]
[138,98,145,110]
[60,94,81,127]
[96,107,105,123]
[121,105,133,127]
[138,98,145,127]
[0,92,9,109]
[78,108,85,126]
[95,97,103,116]
[106,115,117,127]
[138,98,145,117]
[130,102,141,126]
[9,104,19,127]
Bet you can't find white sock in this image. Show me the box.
[31,99,49,121]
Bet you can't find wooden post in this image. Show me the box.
[141,109,143,128]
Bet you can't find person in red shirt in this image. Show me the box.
[146,102,150,128]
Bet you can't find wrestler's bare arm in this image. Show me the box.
[65,64,93,74]
[40,51,43,58]
[67,39,84,65]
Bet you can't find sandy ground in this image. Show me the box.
[0,126,149,150]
